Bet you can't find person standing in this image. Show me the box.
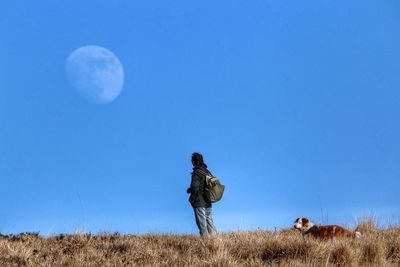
[187,152,217,236]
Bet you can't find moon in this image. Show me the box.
[65,45,124,104]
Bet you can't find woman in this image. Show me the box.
[187,152,217,236]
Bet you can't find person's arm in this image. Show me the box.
[189,172,201,195]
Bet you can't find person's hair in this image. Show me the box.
[191,152,207,168]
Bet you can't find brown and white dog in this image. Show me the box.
[294,217,361,240]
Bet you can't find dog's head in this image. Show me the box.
[293,217,311,232]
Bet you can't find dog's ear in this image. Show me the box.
[294,218,299,223]
[302,218,309,227]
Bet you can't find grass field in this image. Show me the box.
[1,220,399,266]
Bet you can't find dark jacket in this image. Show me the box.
[187,166,211,208]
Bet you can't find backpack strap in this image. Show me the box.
[197,168,212,177]
[196,168,211,190]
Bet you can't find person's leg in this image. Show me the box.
[205,207,217,234]
[194,207,208,236]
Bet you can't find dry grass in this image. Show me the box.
[0,221,399,266]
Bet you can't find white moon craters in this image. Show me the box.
[65,45,124,104]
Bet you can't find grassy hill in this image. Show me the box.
[1,220,399,266]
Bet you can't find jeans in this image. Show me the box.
[194,207,217,236]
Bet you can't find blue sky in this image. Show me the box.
[1,0,400,235]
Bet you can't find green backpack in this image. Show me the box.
[203,173,225,203]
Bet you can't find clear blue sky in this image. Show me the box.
[1,0,400,235]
